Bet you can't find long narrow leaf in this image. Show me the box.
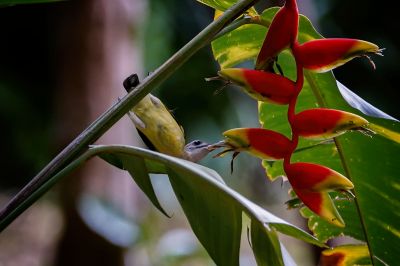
[168,167,242,266]
[94,145,325,264]
[250,219,284,266]
[119,154,170,217]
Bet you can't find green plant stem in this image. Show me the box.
[214,15,252,39]
[0,0,260,232]
[304,70,374,263]
[214,15,272,40]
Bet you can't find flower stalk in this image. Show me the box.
[215,0,381,227]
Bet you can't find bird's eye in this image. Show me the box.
[193,140,202,146]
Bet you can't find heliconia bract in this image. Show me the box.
[255,0,299,71]
[285,162,353,227]
[218,68,296,105]
[320,245,371,266]
[284,162,354,192]
[222,128,292,160]
[293,189,345,227]
[292,108,369,139]
[292,38,382,73]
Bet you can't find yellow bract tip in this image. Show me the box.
[218,68,246,85]
[350,40,380,55]
[320,192,346,227]
[222,128,250,149]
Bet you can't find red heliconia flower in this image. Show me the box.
[285,162,354,227]
[285,162,354,192]
[218,68,296,105]
[293,189,345,227]
[292,38,382,73]
[255,0,299,71]
[292,108,369,139]
[215,128,293,160]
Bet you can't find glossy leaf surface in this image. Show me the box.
[250,219,283,266]
[95,145,324,265]
[210,5,400,265]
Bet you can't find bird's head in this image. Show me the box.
[183,140,211,162]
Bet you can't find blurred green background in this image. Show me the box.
[0,0,398,265]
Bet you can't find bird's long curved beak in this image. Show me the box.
[206,140,230,151]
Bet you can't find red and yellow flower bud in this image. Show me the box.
[293,189,345,227]
[223,128,292,160]
[292,38,381,72]
[292,108,369,139]
[218,68,296,105]
[255,0,299,71]
[320,245,370,266]
[285,162,354,192]
[285,162,353,227]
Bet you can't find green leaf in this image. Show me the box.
[250,219,284,266]
[92,145,325,264]
[211,8,272,68]
[211,7,322,69]
[334,125,400,266]
[211,7,323,69]
[168,167,242,266]
[100,151,168,174]
[300,195,365,243]
[300,36,400,266]
[238,192,324,248]
[261,50,399,264]
[196,0,257,16]
[99,152,169,216]
[211,6,400,265]
[120,154,170,217]
[99,152,125,170]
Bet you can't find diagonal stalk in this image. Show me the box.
[0,0,260,232]
[214,14,272,40]
[206,9,377,262]
[304,71,374,263]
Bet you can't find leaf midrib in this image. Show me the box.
[304,71,374,263]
